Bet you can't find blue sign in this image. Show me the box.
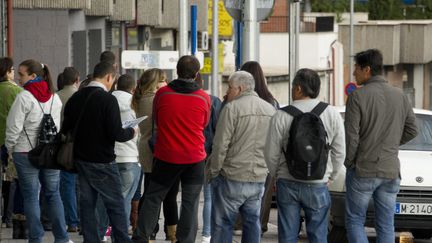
[345,82,358,96]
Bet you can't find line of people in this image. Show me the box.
[0,48,419,243]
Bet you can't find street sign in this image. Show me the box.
[200,43,225,74]
[224,0,275,22]
[208,0,233,37]
[121,51,204,70]
[345,82,357,96]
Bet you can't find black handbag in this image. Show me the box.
[26,89,98,172]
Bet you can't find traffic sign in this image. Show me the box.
[224,0,275,22]
[345,82,357,96]
[208,0,233,37]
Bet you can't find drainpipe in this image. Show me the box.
[7,0,13,57]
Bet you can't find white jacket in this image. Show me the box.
[6,90,62,153]
[264,99,346,183]
[112,90,139,163]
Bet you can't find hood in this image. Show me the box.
[399,150,432,187]
[112,90,133,113]
[24,78,52,103]
[168,79,201,93]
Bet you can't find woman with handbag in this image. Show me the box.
[5,59,72,243]
[0,57,28,239]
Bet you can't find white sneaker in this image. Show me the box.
[102,236,108,242]
[68,240,75,243]
[202,236,211,243]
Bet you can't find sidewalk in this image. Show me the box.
[0,194,283,243]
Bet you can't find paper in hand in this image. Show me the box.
[122,116,148,129]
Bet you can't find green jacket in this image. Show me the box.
[0,81,22,145]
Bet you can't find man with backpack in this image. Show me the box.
[207,71,276,243]
[264,68,345,243]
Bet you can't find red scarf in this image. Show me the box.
[24,80,52,103]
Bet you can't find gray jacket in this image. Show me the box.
[265,99,346,183]
[344,76,418,179]
[208,90,276,183]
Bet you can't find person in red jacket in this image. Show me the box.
[132,55,211,243]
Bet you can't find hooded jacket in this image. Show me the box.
[112,90,139,163]
[153,79,211,164]
[6,90,62,153]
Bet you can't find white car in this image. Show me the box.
[328,107,432,241]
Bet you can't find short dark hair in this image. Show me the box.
[100,51,116,65]
[62,67,80,86]
[93,62,116,79]
[292,68,321,98]
[176,55,200,79]
[354,49,383,76]
[0,57,13,81]
[117,74,136,92]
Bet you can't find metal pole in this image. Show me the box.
[119,21,126,74]
[289,1,296,103]
[1,0,5,56]
[349,0,354,82]
[191,5,197,55]
[294,1,300,71]
[211,0,219,97]
[179,0,188,57]
[7,0,13,57]
[235,20,243,70]
[242,0,258,62]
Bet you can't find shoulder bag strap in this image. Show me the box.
[71,89,100,139]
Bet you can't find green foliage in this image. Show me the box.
[310,0,432,20]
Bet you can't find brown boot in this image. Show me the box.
[130,200,139,231]
[167,225,177,243]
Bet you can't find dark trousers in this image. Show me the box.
[133,159,204,243]
[76,160,132,243]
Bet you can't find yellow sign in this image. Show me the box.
[201,43,225,74]
[208,0,233,37]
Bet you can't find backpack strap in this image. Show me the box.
[281,105,303,117]
[311,102,328,116]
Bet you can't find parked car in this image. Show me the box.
[328,107,432,242]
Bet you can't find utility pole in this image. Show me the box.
[242,0,259,62]
[179,0,188,57]
[211,0,219,97]
[349,0,354,83]
[289,0,301,103]
[0,0,5,56]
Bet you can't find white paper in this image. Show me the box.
[122,116,148,129]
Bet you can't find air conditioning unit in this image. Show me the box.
[198,31,209,50]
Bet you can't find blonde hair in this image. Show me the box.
[131,68,166,112]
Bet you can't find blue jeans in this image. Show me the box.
[13,152,69,243]
[118,163,141,222]
[210,176,264,243]
[345,168,400,243]
[60,171,79,228]
[202,182,212,237]
[76,160,132,243]
[96,162,142,239]
[276,179,330,243]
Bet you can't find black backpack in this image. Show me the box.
[281,102,330,180]
[25,97,60,169]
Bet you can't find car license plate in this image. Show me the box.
[395,202,432,215]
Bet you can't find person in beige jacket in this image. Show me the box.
[131,68,179,241]
[207,71,276,243]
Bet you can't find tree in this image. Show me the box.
[368,0,404,20]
